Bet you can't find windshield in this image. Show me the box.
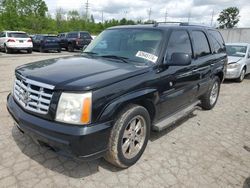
[8,32,29,38]
[84,29,163,64]
[226,45,247,57]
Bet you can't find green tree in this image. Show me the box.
[217,7,240,29]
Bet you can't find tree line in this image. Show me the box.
[0,0,240,35]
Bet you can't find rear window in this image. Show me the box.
[44,36,58,40]
[192,31,211,57]
[67,33,78,38]
[8,32,29,38]
[208,30,225,53]
[80,32,91,39]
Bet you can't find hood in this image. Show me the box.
[16,55,150,91]
[227,56,243,64]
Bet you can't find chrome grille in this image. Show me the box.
[13,75,55,114]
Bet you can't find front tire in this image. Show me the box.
[200,76,220,110]
[105,104,150,168]
[236,68,246,82]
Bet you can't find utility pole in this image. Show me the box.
[101,11,104,23]
[164,9,168,22]
[210,9,214,26]
[147,8,152,21]
[85,0,89,21]
[187,11,191,23]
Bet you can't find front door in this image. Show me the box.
[157,29,198,120]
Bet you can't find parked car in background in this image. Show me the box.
[59,31,92,52]
[32,35,61,53]
[0,31,33,53]
[225,43,250,82]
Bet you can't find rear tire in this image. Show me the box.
[57,48,61,53]
[68,43,74,52]
[236,68,246,82]
[200,76,220,110]
[4,45,11,54]
[39,47,44,53]
[104,104,150,168]
[27,49,32,54]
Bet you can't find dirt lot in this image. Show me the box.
[0,52,250,188]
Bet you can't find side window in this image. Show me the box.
[208,30,225,53]
[192,31,211,57]
[166,30,192,63]
[1,32,6,37]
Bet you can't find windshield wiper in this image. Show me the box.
[82,51,98,56]
[99,55,129,64]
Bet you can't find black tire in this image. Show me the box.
[104,104,151,168]
[57,48,61,53]
[236,67,246,82]
[68,43,74,52]
[200,76,220,110]
[27,49,32,54]
[4,45,11,54]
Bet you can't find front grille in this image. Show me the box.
[13,75,55,115]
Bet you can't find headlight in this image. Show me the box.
[56,92,92,125]
[227,63,240,69]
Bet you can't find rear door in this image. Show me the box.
[189,29,215,96]
[158,29,199,119]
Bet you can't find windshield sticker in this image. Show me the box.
[136,51,158,63]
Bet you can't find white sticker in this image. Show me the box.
[136,51,158,63]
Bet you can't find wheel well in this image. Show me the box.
[243,65,247,71]
[216,71,224,82]
[115,99,156,123]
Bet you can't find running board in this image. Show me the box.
[152,101,200,132]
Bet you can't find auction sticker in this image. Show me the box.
[136,51,158,63]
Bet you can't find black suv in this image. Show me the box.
[59,31,92,52]
[7,23,227,168]
[32,35,61,53]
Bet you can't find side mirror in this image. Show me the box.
[166,53,191,66]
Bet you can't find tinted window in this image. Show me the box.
[80,32,91,39]
[165,30,192,63]
[68,33,78,38]
[44,36,58,40]
[193,31,211,57]
[7,32,29,38]
[208,30,225,53]
[0,32,6,37]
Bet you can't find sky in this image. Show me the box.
[44,0,250,27]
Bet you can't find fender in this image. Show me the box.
[98,88,158,122]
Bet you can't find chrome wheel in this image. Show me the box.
[210,81,219,105]
[240,69,246,81]
[122,115,146,159]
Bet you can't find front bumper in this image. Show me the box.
[225,68,241,79]
[7,94,112,160]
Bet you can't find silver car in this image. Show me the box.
[225,43,250,82]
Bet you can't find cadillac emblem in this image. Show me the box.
[22,90,29,105]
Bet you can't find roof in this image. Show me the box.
[226,43,249,46]
[3,31,26,33]
[108,22,215,30]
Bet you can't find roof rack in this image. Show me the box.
[142,21,211,28]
